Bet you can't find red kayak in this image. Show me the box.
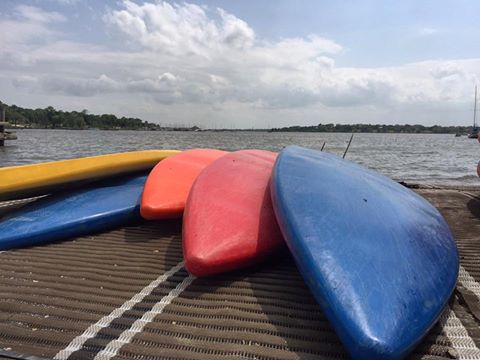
[183,150,284,277]
[140,149,227,219]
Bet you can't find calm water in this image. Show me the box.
[1,129,479,185]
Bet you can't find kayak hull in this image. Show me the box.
[141,149,227,219]
[183,150,283,277]
[0,175,146,250]
[0,150,178,201]
[271,146,459,360]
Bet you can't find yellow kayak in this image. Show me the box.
[0,150,179,201]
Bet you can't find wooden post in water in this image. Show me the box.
[0,104,5,146]
[0,104,4,122]
[0,102,17,146]
[0,123,4,147]
[343,134,354,159]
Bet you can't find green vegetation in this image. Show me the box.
[4,103,162,130]
[2,101,471,133]
[270,123,471,134]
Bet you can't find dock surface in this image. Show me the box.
[1,186,480,360]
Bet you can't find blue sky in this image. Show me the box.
[193,0,480,66]
[0,0,479,127]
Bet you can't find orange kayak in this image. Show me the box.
[140,148,227,219]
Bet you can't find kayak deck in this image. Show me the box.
[1,185,480,360]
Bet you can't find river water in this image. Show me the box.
[1,129,479,186]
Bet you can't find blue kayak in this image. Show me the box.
[0,175,146,250]
[270,146,458,360]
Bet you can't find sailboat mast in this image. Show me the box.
[474,85,478,128]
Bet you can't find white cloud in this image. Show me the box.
[1,1,479,127]
[217,8,255,49]
[429,62,464,79]
[0,20,53,49]
[0,6,65,67]
[12,75,38,88]
[418,27,438,36]
[105,1,255,56]
[15,5,66,23]
[41,74,120,96]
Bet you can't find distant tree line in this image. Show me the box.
[4,103,162,130]
[2,101,471,133]
[270,123,471,134]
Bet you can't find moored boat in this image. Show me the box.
[468,85,478,138]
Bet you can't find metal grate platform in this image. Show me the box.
[1,187,480,360]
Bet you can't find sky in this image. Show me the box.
[0,0,479,128]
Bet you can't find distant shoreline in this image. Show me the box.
[2,102,472,134]
[8,126,471,135]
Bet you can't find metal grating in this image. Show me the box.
[0,187,480,359]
